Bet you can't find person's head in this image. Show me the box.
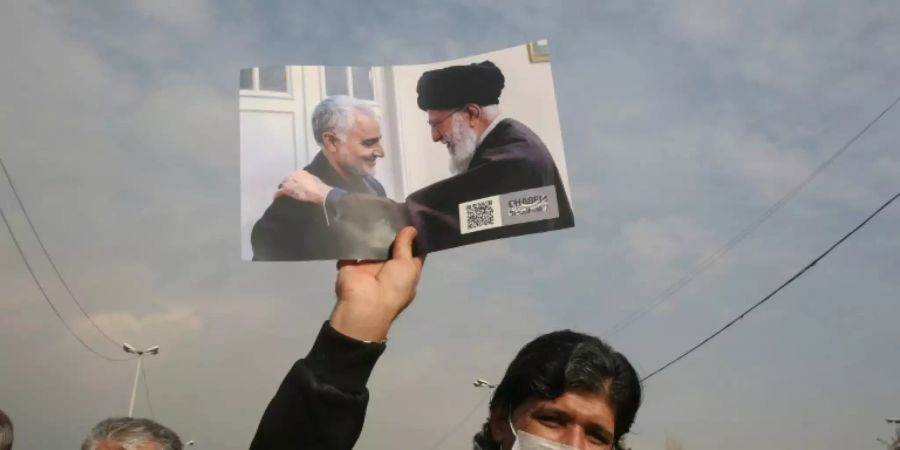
[473,330,642,450]
[0,409,12,450]
[82,417,182,450]
[417,61,504,173]
[311,95,384,178]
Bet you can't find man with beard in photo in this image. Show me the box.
[274,60,574,255]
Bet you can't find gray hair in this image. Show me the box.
[0,409,12,450]
[479,104,500,121]
[82,417,182,450]
[311,95,377,145]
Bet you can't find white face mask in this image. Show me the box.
[508,415,580,450]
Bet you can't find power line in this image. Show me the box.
[641,190,900,382]
[0,157,122,347]
[141,363,155,419]
[426,393,489,450]
[0,205,132,362]
[603,92,900,339]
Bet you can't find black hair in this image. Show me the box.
[473,330,642,450]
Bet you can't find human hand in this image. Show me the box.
[274,169,331,204]
[329,226,425,342]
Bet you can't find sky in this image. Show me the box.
[1,1,899,449]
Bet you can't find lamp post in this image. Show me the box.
[122,343,159,417]
[473,378,497,401]
[472,378,496,389]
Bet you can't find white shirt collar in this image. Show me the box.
[476,114,505,147]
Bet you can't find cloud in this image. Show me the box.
[874,155,900,179]
[622,218,683,270]
[619,215,724,296]
[3,1,900,450]
[703,123,815,202]
[132,0,213,33]
[75,306,203,344]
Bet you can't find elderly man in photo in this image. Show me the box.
[249,227,642,450]
[275,61,575,255]
[251,95,392,261]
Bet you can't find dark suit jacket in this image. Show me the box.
[251,151,387,261]
[329,118,574,254]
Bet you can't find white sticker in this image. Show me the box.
[459,195,502,234]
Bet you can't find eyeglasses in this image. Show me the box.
[426,108,462,130]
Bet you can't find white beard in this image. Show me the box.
[444,114,478,174]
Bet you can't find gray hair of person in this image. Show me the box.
[0,408,12,450]
[311,95,378,145]
[479,104,501,120]
[81,417,182,450]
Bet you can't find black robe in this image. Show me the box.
[330,118,575,255]
[251,151,388,261]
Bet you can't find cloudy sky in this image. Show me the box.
[1,1,899,449]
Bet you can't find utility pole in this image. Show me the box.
[122,343,159,417]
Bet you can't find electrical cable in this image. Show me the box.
[426,392,490,450]
[0,157,122,347]
[602,93,900,339]
[0,205,131,362]
[641,190,899,382]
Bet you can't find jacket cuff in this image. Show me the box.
[303,321,386,393]
[323,188,348,224]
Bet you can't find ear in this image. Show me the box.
[322,132,339,153]
[465,104,481,122]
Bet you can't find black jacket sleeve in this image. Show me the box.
[251,197,341,261]
[250,322,386,450]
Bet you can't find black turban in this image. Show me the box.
[416,60,505,110]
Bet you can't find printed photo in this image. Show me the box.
[239,41,574,261]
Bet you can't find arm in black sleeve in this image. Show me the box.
[251,197,338,261]
[249,322,386,450]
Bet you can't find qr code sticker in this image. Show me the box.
[459,195,502,234]
[467,201,495,228]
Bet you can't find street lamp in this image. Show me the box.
[473,378,496,389]
[473,378,497,403]
[123,343,160,417]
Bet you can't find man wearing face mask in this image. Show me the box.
[474,330,642,450]
[249,227,642,450]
